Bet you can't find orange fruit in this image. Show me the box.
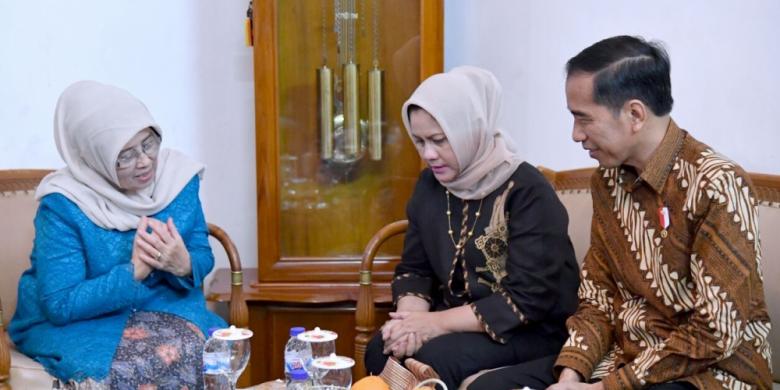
[352,375,390,390]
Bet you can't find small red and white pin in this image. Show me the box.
[658,206,670,238]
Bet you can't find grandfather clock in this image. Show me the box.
[246,0,443,383]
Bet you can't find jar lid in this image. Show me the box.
[311,353,355,370]
[297,327,338,343]
[213,325,253,341]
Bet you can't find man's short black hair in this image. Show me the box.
[566,35,673,116]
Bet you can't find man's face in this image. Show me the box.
[565,73,635,168]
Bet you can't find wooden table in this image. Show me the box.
[241,379,285,389]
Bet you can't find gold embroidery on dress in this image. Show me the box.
[475,181,514,291]
[470,303,506,343]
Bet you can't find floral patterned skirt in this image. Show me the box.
[61,311,206,390]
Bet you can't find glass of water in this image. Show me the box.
[310,354,354,389]
[213,326,253,390]
[297,327,338,381]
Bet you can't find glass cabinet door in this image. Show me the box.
[254,0,443,282]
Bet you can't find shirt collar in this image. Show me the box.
[619,119,684,194]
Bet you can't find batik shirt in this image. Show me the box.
[554,120,772,389]
[392,163,580,342]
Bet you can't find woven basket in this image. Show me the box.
[378,357,446,390]
[414,379,448,389]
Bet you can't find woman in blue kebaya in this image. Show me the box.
[9,81,226,388]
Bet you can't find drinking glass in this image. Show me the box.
[213,326,254,390]
[297,327,338,382]
[311,354,354,389]
[298,327,337,358]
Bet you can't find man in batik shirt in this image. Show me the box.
[548,36,772,390]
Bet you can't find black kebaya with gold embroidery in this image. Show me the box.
[392,162,580,343]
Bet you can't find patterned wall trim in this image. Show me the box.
[751,173,780,205]
[538,166,596,192]
[0,170,52,194]
[538,166,780,206]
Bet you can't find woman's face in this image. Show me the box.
[115,128,160,191]
[409,109,459,183]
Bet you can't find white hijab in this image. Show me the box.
[402,66,522,200]
[36,80,204,231]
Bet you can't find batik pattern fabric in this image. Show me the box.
[554,120,772,389]
[109,311,206,389]
[57,312,206,390]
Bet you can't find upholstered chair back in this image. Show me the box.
[0,171,49,329]
[757,200,780,381]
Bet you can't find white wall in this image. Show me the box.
[0,1,257,273]
[445,0,780,174]
[2,1,779,277]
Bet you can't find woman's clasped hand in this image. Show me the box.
[381,311,446,358]
[132,216,192,280]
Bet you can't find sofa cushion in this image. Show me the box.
[10,348,54,388]
[0,189,38,323]
[556,190,593,265]
[757,203,780,382]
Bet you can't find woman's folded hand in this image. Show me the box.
[136,216,192,277]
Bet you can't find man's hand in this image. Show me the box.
[547,369,603,390]
[558,368,583,383]
[547,382,603,390]
[547,382,604,390]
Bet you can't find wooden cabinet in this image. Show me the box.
[247,303,392,381]
[241,0,442,384]
[254,0,443,281]
[209,270,395,383]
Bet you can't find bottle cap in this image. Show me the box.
[207,327,220,337]
[297,327,338,343]
[290,326,306,337]
[290,368,309,380]
[311,353,355,370]
[213,325,253,341]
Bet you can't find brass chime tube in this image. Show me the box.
[368,67,382,160]
[343,62,359,156]
[318,65,333,159]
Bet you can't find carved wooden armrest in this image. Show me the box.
[207,223,248,329]
[354,220,408,379]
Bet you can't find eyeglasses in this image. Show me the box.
[116,135,161,169]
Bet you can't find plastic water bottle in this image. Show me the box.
[284,326,312,382]
[203,327,230,389]
[286,368,311,390]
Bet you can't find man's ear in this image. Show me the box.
[625,99,647,133]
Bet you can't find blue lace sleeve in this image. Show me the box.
[33,198,154,325]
